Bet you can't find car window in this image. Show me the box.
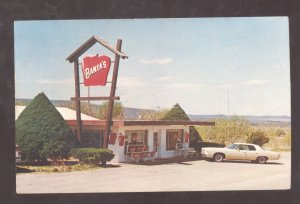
[247,145,256,151]
[226,144,238,149]
[238,145,248,150]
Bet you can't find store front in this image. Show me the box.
[66,120,215,163]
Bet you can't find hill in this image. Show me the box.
[16,99,290,126]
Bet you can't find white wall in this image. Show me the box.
[108,125,190,163]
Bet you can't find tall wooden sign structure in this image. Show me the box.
[66,36,128,148]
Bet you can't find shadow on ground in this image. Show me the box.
[126,157,203,166]
[219,160,284,165]
[16,166,34,173]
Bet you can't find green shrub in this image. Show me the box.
[70,148,114,165]
[161,103,203,142]
[16,92,78,162]
[246,130,270,146]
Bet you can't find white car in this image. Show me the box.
[201,143,280,164]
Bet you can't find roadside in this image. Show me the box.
[16,152,291,193]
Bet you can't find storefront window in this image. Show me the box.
[81,131,103,148]
[166,129,184,150]
[125,130,148,145]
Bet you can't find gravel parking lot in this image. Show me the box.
[16,152,291,193]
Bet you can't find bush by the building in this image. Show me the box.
[161,103,203,142]
[246,130,270,146]
[16,92,78,162]
[70,148,114,165]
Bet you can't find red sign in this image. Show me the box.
[108,133,117,145]
[184,132,190,143]
[118,134,125,146]
[81,55,111,86]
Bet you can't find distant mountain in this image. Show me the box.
[16,98,291,125]
[188,114,290,127]
[188,114,290,122]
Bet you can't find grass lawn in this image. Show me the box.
[15,159,122,174]
[16,163,100,173]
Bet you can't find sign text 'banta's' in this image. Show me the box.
[81,55,111,86]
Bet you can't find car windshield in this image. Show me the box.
[226,144,238,149]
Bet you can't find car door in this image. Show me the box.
[234,145,248,160]
[245,145,258,160]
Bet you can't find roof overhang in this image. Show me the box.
[67,120,215,128]
[66,36,128,63]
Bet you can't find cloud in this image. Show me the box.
[243,79,270,85]
[36,79,73,85]
[157,76,173,81]
[118,76,148,87]
[167,83,206,89]
[140,57,174,65]
[273,63,290,70]
[217,84,233,89]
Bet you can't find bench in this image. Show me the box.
[126,145,155,163]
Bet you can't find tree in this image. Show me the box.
[197,115,252,145]
[161,103,202,142]
[97,101,124,120]
[138,108,169,120]
[16,92,78,162]
[246,130,270,146]
[160,103,190,121]
[275,128,286,137]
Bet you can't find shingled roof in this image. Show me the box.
[66,36,128,63]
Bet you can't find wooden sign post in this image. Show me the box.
[66,36,128,148]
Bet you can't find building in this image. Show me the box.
[16,105,214,163]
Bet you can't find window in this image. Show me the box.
[227,144,238,149]
[247,145,256,151]
[166,129,184,150]
[238,145,248,151]
[81,131,103,148]
[125,130,148,145]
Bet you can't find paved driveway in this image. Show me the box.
[16,152,291,193]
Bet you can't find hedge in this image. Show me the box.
[70,148,114,165]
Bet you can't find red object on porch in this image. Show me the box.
[185,132,190,143]
[118,134,125,146]
[81,55,111,86]
[108,133,117,145]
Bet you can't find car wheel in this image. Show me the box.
[214,153,224,162]
[256,156,267,164]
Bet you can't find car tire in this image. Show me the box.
[213,153,224,162]
[256,156,267,164]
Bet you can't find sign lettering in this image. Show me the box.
[82,55,111,86]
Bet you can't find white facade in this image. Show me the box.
[108,125,189,163]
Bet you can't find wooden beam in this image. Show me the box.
[66,36,128,63]
[104,39,122,148]
[73,58,82,142]
[66,36,97,63]
[71,96,120,101]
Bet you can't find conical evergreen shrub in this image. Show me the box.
[161,103,202,142]
[160,103,190,121]
[16,92,77,162]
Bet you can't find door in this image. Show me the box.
[234,144,248,160]
[245,145,259,160]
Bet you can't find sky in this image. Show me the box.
[14,17,290,116]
